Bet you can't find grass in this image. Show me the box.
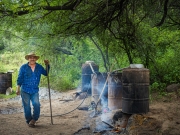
[0,91,17,99]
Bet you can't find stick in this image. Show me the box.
[102,121,115,128]
[89,62,96,74]
[46,64,53,125]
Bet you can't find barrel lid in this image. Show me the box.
[0,70,14,74]
[0,72,6,74]
[85,61,94,64]
[130,64,144,68]
[122,68,149,71]
[7,70,14,73]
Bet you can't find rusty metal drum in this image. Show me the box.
[91,72,108,106]
[0,73,12,94]
[81,61,99,95]
[108,73,122,110]
[122,68,150,114]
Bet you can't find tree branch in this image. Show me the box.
[0,30,25,41]
[0,0,83,16]
[54,47,73,55]
[156,0,169,26]
[88,35,108,72]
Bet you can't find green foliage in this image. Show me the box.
[1,0,180,97]
[150,82,166,92]
[50,76,77,92]
[150,82,167,98]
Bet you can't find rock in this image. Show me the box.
[166,84,180,92]
[112,110,131,128]
[75,92,87,100]
[6,87,12,95]
[112,110,123,124]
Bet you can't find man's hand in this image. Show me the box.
[44,60,49,65]
[16,90,20,95]
[16,86,20,95]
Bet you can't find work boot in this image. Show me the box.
[28,119,36,128]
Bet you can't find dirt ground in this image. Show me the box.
[0,90,180,135]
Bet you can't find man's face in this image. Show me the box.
[28,56,37,65]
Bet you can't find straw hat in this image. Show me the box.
[25,52,40,60]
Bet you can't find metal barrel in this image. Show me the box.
[81,61,99,95]
[91,72,108,106]
[122,68,150,114]
[108,73,122,110]
[0,73,12,94]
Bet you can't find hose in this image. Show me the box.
[41,84,90,117]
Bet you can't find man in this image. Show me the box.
[16,52,50,128]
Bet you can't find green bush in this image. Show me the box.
[150,82,166,92]
[50,76,76,92]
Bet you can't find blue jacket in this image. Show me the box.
[17,62,50,94]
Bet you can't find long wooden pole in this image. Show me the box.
[46,64,53,125]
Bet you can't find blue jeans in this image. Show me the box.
[21,91,40,124]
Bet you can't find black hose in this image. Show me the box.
[42,84,90,117]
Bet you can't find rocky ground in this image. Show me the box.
[0,87,180,135]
